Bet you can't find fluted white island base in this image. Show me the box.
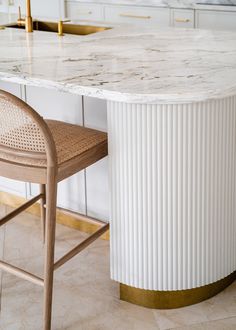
[107,97,236,309]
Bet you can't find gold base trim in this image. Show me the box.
[120,271,236,309]
[0,191,109,241]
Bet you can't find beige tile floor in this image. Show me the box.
[0,204,236,330]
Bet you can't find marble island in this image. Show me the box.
[0,14,236,309]
[0,20,236,104]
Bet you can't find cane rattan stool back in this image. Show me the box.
[0,89,109,330]
[0,90,57,170]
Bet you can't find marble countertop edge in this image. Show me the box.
[1,73,236,105]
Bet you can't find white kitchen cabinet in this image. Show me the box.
[0,82,109,220]
[27,91,109,220]
[0,81,27,197]
[171,9,194,28]
[83,96,109,221]
[0,80,21,96]
[0,177,27,196]
[104,5,170,26]
[195,9,236,30]
[25,85,83,123]
[25,85,87,214]
[66,1,104,21]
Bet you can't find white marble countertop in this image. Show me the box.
[67,0,236,11]
[0,13,236,104]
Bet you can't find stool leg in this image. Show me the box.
[40,184,46,243]
[43,177,57,330]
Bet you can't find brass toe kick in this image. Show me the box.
[120,271,236,309]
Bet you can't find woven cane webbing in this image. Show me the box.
[0,119,107,167]
[46,120,107,165]
[0,96,46,153]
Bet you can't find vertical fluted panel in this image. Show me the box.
[107,97,236,291]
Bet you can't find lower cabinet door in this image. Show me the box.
[0,177,27,197]
[83,96,109,221]
[66,1,104,21]
[196,10,236,30]
[0,81,27,198]
[0,82,109,221]
[25,85,86,214]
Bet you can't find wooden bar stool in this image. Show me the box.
[0,90,109,330]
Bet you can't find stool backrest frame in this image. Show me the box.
[0,89,58,183]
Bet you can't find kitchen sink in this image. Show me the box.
[5,21,110,35]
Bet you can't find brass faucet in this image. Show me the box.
[58,20,70,36]
[17,0,33,32]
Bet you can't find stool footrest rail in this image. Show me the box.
[0,193,44,227]
[54,223,109,270]
[0,223,109,288]
[0,260,44,286]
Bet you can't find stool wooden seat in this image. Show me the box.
[0,90,109,330]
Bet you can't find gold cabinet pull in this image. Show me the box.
[119,13,151,19]
[175,18,190,23]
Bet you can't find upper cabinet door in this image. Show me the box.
[195,10,236,30]
[83,97,109,221]
[104,5,170,26]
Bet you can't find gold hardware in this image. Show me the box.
[0,26,5,30]
[18,6,21,20]
[120,271,236,309]
[175,18,190,23]
[25,0,33,32]
[119,13,151,19]
[58,19,70,36]
[0,191,109,240]
[17,6,25,26]
[16,0,33,32]
[58,21,63,36]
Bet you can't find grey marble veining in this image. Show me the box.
[0,19,236,104]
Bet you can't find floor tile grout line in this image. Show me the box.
[164,314,236,330]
